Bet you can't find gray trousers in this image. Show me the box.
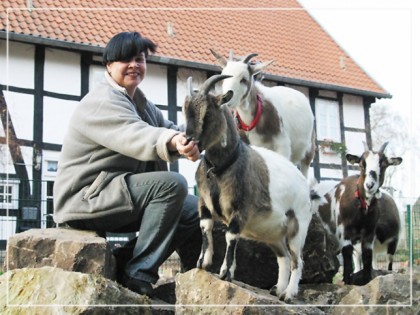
[68,171,200,283]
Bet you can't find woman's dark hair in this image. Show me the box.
[102,32,157,65]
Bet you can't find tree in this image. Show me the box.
[370,101,420,197]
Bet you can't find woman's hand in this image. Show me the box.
[170,133,200,162]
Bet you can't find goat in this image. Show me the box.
[353,190,401,272]
[315,181,402,274]
[183,74,314,301]
[210,49,315,178]
[315,142,402,285]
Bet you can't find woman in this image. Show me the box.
[53,31,201,297]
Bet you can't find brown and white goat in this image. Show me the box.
[183,74,314,301]
[316,142,402,285]
[316,182,402,273]
[210,49,315,178]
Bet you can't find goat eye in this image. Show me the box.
[240,78,247,84]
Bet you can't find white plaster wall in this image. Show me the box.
[89,64,106,90]
[285,84,309,99]
[344,131,366,155]
[177,111,185,126]
[140,63,168,105]
[343,94,365,129]
[318,90,337,99]
[0,216,16,240]
[2,91,34,140]
[347,169,360,177]
[178,158,200,192]
[320,167,343,180]
[0,144,15,174]
[176,68,207,107]
[43,97,79,144]
[44,48,81,95]
[20,146,34,181]
[0,122,3,138]
[0,40,35,89]
[318,150,342,165]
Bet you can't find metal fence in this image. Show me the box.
[1,203,419,275]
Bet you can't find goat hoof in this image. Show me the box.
[219,271,232,282]
[278,292,287,301]
[269,286,278,297]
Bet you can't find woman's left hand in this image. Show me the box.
[170,133,200,162]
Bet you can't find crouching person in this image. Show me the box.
[53,31,202,297]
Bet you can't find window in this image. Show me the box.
[41,180,55,228]
[0,180,19,209]
[46,160,58,172]
[315,98,341,142]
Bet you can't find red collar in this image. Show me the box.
[235,95,263,132]
[354,189,368,211]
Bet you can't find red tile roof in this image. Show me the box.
[0,0,388,97]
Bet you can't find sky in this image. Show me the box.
[298,0,419,201]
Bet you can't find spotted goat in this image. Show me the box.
[315,142,402,285]
[183,74,315,301]
[352,190,401,273]
[210,49,315,178]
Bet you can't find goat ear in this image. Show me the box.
[346,153,360,165]
[251,60,274,76]
[219,90,233,107]
[210,49,227,68]
[388,157,403,166]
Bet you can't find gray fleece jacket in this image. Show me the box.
[53,72,181,224]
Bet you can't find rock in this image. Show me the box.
[0,266,152,315]
[174,268,419,315]
[295,282,354,306]
[332,272,419,315]
[4,228,117,280]
[194,215,339,290]
[301,214,340,284]
[175,268,324,314]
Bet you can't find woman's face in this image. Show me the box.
[106,53,146,97]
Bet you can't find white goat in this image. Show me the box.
[211,49,315,178]
[183,74,314,301]
[314,142,402,285]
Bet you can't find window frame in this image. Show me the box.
[0,180,20,209]
[315,97,341,142]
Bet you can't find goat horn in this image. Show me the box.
[363,141,370,151]
[242,53,258,64]
[210,49,227,67]
[187,76,194,97]
[201,74,232,95]
[229,49,234,61]
[378,141,389,153]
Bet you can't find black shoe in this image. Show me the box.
[112,246,134,284]
[121,274,154,297]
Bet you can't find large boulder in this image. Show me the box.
[4,228,116,280]
[0,267,152,315]
[175,268,419,315]
[197,214,339,289]
[332,272,417,315]
[301,214,341,283]
[175,268,323,315]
